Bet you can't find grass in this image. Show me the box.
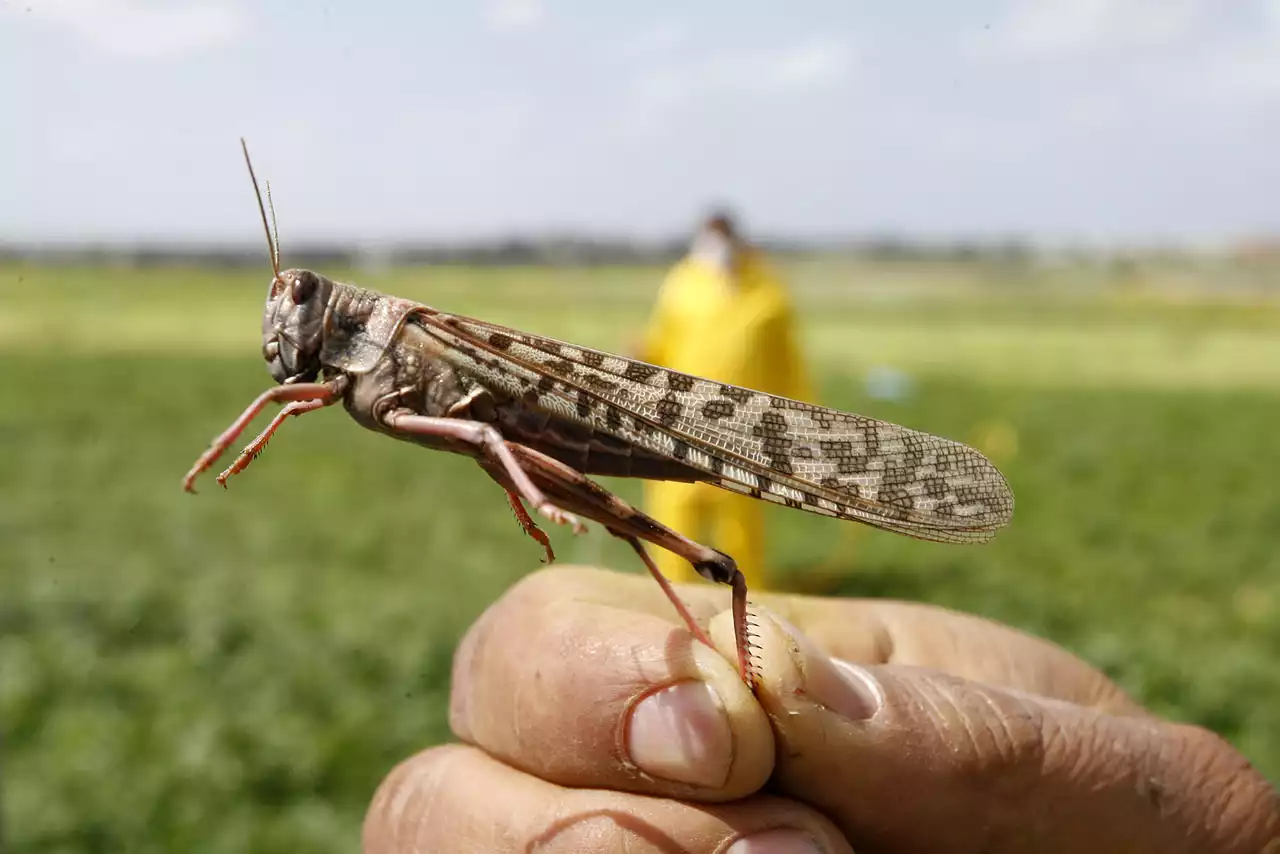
[2,260,1279,852]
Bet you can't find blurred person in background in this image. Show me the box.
[636,210,813,593]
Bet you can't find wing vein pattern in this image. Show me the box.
[414,312,1014,544]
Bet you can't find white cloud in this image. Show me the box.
[972,0,1280,106]
[602,20,690,62]
[608,38,855,144]
[630,38,855,108]
[767,41,852,89]
[1195,41,1280,103]
[483,0,543,33]
[8,0,245,60]
[44,118,140,163]
[1179,2,1280,104]
[987,0,1206,59]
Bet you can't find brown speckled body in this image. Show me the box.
[302,275,1011,545]
[334,297,707,483]
[188,143,766,687]
[188,248,1013,691]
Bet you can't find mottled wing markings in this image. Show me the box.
[413,312,1014,543]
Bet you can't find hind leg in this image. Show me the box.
[479,442,757,687]
[382,410,586,535]
[617,535,752,685]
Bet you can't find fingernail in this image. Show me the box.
[727,829,825,853]
[775,616,883,721]
[626,680,732,787]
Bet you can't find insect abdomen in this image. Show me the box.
[494,403,706,483]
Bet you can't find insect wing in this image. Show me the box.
[415,313,1014,543]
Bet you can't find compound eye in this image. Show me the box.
[290,272,317,305]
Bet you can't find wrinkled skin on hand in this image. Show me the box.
[364,566,1279,854]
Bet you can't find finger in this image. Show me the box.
[449,568,775,801]
[711,609,1279,854]
[750,593,1144,715]
[512,565,1139,713]
[363,744,854,854]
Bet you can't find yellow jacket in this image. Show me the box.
[640,250,812,402]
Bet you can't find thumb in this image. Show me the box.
[710,608,1277,854]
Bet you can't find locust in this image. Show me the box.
[182,140,1015,686]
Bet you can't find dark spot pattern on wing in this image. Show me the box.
[819,440,867,475]
[809,409,837,430]
[655,393,684,427]
[576,389,594,418]
[701,399,736,420]
[580,373,619,392]
[667,373,695,392]
[752,411,795,476]
[420,311,1015,543]
[624,363,661,383]
[606,405,624,431]
[544,358,575,376]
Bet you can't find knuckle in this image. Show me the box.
[909,675,1050,782]
[1160,723,1279,845]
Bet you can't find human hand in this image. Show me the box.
[364,566,1278,853]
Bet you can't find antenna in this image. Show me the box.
[265,180,280,271]
[239,137,281,278]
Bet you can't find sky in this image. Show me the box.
[2,0,1278,245]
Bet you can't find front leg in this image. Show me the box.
[215,398,330,488]
[182,378,347,492]
[381,410,586,535]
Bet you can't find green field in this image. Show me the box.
[3,260,1279,852]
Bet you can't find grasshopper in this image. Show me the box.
[183,141,1015,685]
